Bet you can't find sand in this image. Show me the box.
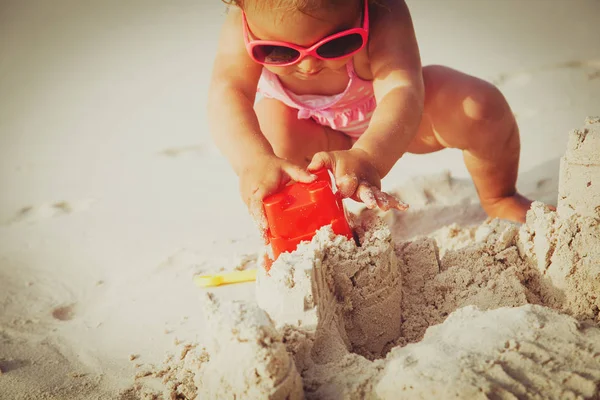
[257,213,402,360]
[377,305,600,399]
[122,118,600,400]
[2,2,600,399]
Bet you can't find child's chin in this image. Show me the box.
[295,70,323,80]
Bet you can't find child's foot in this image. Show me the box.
[480,193,533,223]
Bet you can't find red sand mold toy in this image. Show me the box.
[262,169,353,271]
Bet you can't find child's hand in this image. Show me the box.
[307,149,408,212]
[239,154,317,242]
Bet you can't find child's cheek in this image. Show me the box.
[323,58,351,71]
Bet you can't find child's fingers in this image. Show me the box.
[372,187,392,211]
[372,187,409,211]
[336,174,359,199]
[356,183,377,209]
[307,151,333,172]
[284,164,318,183]
[395,199,410,211]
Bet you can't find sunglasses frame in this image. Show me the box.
[242,0,370,67]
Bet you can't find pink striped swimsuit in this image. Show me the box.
[257,61,376,139]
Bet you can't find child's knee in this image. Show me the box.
[424,65,511,131]
[462,81,509,125]
[464,86,520,157]
[459,80,518,153]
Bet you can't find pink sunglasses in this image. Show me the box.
[242,0,370,67]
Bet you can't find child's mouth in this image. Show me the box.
[296,69,322,78]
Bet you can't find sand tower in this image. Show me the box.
[523,116,600,321]
[557,117,600,220]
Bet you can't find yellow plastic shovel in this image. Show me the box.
[193,269,257,288]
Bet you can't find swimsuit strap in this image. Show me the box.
[346,60,357,78]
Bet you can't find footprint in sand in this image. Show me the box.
[537,177,553,190]
[0,359,31,374]
[158,145,206,158]
[493,71,533,87]
[51,303,77,321]
[3,199,95,226]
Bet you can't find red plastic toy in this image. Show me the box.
[262,169,353,270]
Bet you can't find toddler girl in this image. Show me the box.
[208,0,533,237]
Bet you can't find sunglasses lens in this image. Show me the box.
[316,33,364,59]
[252,45,300,65]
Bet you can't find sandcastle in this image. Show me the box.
[256,213,403,359]
[520,116,600,321]
[133,118,600,399]
[557,116,600,220]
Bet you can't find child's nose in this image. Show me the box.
[297,56,321,72]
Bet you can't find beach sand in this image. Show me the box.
[1,1,600,399]
[125,118,600,398]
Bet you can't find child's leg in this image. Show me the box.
[407,65,531,223]
[254,98,352,166]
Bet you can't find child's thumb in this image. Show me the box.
[284,164,317,183]
[307,152,333,172]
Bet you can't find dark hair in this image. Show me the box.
[222,0,382,13]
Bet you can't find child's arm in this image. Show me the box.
[308,0,422,211]
[352,0,424,179]
[208,8,315,233]
[208,8,270,174]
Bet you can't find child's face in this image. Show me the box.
[244,2,361,79]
